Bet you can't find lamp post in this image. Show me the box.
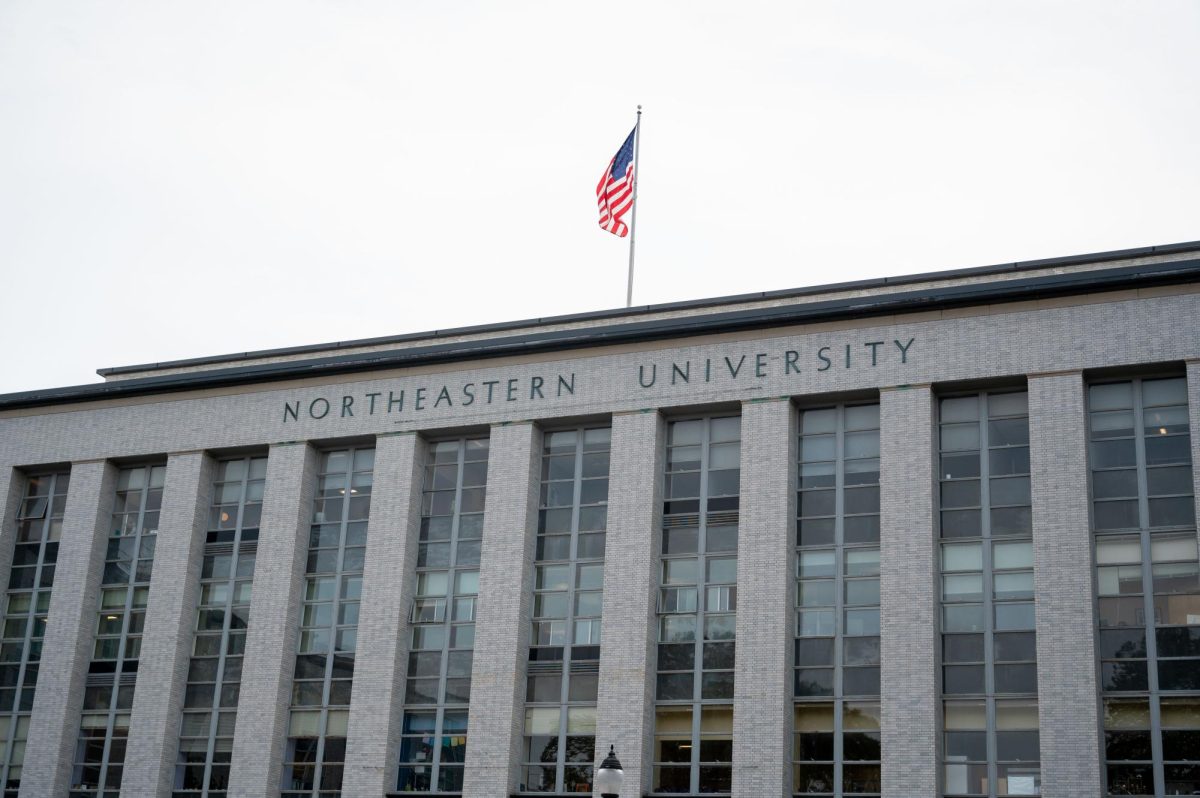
[594,745,624,798]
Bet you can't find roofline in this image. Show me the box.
[3,257,1199,412]
[95,239,1200,377]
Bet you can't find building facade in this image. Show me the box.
[1,242,1198,798]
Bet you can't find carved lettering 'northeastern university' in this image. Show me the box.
[635,337,916,388]
[282,337,918,423]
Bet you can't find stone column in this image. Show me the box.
[1027,372,1103,796]
[732,398,795,798]
[343,432,424,794]
[595,409,665,796]
[21,460,117,798]
[878,384,938,796]
[228,442,318,798]
[462,422,541,796]
[122,451,215,795]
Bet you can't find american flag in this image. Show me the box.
[596,127,636,237]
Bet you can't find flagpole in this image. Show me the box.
[625,105,642,308]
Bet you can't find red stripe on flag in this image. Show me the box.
[596,157,635,237]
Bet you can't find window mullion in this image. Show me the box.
[832,408,845,798]
[102,481,148,792]
[979,396,998,798]
[559,433,586,792]
[692,421,709,796]
[1130,382,1166,798]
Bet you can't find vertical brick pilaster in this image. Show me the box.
[228,442,318,798]
[343,432,424,794]
[1188,360,1200,564]
[0,467,24,616]
[0,468,23,786]
[1028,372,1103,796]
[878,385,937,797]
[732,398,795,798]
[462,422,541,797]
[123,451,216,795]
[595,409,665,796]
[21,460,117,798]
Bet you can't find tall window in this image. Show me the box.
[2,470,69,798]
[174,456,265,798]
[520,426,610,794]
[397,437,489,794]
[1090,377,1199,797]
[653,416,739,795]
[938,391,1039,798]
[73,464,165,797]
[282,448,373,798]
[794,403,881,798]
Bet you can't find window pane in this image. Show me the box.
[1096,537,1142,565]
[944,574,983,602]
[994,541,1032,570]
[943,543,982,572]
[943,605,984,633]
[799,551,835,578]
[995,602,1035,631]
[994,571,1034,600]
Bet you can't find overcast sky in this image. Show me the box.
[1,1,1197,395]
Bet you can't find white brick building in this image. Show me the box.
[1,241,1198,798]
